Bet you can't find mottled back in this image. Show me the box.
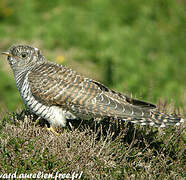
[28,61,156,119]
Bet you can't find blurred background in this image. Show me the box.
[0,0,185,112]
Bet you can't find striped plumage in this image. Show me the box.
[2,45,184,129]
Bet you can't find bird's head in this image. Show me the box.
[2,45,45,71]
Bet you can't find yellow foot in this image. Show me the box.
[47,126,59,136]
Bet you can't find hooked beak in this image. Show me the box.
[1,52,12,56]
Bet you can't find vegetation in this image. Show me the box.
[0,0,185,179]
[0,108,185,179]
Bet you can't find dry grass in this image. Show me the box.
[0,105,185,179]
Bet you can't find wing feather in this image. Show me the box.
[28,62,156,119]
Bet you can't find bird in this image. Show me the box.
[1,45,184,133]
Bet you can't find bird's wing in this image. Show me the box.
[28,62,156,119]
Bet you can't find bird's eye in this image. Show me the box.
[21,52,27,58]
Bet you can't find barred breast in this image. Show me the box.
[19,73,67,127]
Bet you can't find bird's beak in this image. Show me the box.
[1,52,12,56]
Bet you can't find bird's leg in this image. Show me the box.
[47,126,60,136]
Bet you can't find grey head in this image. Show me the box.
[2,45,46,72]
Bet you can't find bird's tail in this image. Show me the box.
[122,111,184,127]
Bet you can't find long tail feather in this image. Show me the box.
[121,111,184,127]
